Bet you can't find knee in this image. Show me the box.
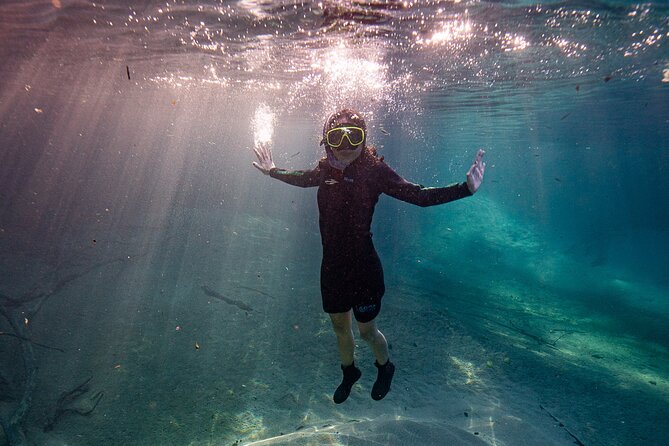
[333,324,351,338]
[331,319,352,337]
[359,327,378,343]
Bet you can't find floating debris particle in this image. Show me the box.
[52,0,62,8]
[34,108,43,114]
[195,342,200,350]
[604,75,612,82]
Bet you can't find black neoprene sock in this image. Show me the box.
[333,363,362,404]
[371,360,395,401]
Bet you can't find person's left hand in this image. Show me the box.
[466,149,486,194]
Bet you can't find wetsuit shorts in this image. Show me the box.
[320,248,385,323]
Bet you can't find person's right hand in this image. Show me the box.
[253,142,276,175]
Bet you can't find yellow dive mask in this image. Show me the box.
[325,126,365,149]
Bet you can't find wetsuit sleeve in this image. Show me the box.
[269,165,320,188]
[379,162,472,207]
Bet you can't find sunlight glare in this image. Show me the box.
[418,17,473,45]
[252,104,275,146]
[312,43,388,112]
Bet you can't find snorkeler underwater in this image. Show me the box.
[253,109,485,404]
[1,1,668,445]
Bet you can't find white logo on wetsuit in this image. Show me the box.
[356,304,377,313]
[325,177,354,185]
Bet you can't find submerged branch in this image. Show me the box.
[0,313,38,446]
[0,331,65,353]
[0,252,133,445]
[540,404,586,446]
[43,377,104,433]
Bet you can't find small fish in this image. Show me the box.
[560,112,571,121]
[290,151,301,158]
[554,177,561,182]
[126,65,131,80]
[380,127,390,135]
[201,286,253,312]
[575,84,580,92]
[604,75,612,83]
[195,342,200,350]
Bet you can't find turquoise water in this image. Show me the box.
[1,1,668,445]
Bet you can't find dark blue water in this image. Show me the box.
[1,1,668,445]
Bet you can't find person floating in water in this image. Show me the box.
[253,109,485,403]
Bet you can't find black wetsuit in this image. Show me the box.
[270,148,472,322]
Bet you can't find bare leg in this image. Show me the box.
[329,311,355,366]
[357,318,389,365]
[358,318,394,401]
[330,311,362,404]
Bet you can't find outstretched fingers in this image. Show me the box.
[263,142,273,164]
[255,142,273,162]
[471,149,486,177]
[466,149,486,193]
[252,142,276,175]
[474,148,485,166]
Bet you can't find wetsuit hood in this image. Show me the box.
[322,109,367,170]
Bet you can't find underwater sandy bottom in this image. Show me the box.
[2,213,667,446]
